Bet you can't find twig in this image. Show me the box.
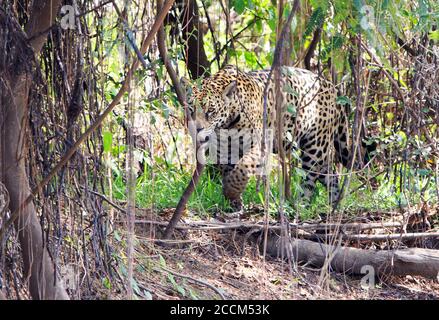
[304,26,322,70]
[201,0,221,69]
[361,43,406,102]
[261,0,301,261]
[0,182,10,221]
[347,232,439,241]
[396,36,417,57]
[154,266,226,300]
[209,16,260,65]
[314,231,439,242]
[111,1,148,69]
[81,187,127,214]
[156,0,187,107]
[152,238,198,244]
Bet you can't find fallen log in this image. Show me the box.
[138,217,439,279]
[263,231,439,280]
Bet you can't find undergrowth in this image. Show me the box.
[110,160,438,220]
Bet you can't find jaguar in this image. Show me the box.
[183,65,365,210]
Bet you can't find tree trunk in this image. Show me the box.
[177,0,210,79]
[0,1,69,299]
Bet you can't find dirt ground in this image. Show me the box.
[119,210,439,300]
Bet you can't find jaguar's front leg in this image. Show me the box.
[222,147,262,213]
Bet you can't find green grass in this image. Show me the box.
[111,162,438,220]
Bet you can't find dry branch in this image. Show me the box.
[134,219,403,233]
[339,232,439,242]
[304,26,322,70]
[154,266,226,300]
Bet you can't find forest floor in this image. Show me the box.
[111,207,439,300]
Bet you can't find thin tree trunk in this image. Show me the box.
[158,0,207,239]
[177,0,210,79]
[0,0,68,299]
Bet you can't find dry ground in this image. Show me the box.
[109,209,439,300]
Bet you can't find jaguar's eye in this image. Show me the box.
[205,108,215,119]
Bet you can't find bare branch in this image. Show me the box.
[25,0,62,53]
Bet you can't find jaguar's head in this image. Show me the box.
[181,67,240,146]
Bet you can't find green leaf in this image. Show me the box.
[144,290,153,300]
[102,277,111,289]
[103,131,113,153]
[287,104,296,116]
[150,114,156,125]
[322,34,344,59]
[284,84,299,96]
[336,96,351,106]
[232,0,247,14]
[244,51,258,68]
[159,254,166,267]
[177,285,186,297]
[304,7,325,37]
[256,18,263,32]
[267,7,276,31]
[189,289,199,300]
[396,130,407,144]
[131,278,141,295]
[333,0,350,24]
[386,112,394,120]
[428,30,439,41]
[418,169,431,176]
[257,192,264,204]
[310,0,330,11]
[294,167,307,179]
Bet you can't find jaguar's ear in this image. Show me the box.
[222,81,237,102]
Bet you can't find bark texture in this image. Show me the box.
[264,232,439,279]
[0,1,69,299]
[177,0,210,79]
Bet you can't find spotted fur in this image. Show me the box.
[185,65,351,210]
